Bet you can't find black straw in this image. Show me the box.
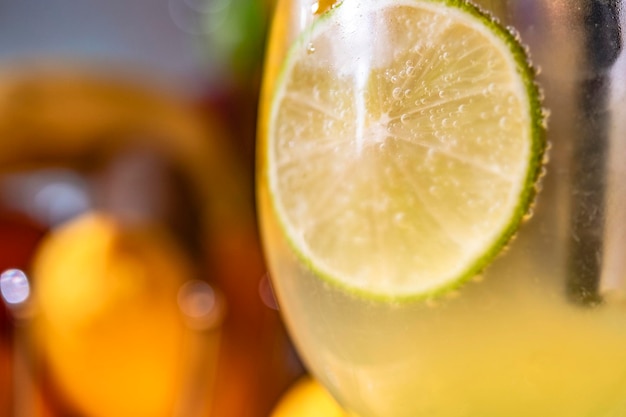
[566,0,622,305]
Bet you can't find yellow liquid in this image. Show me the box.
[256,1,626,415]
[259,184,626,417]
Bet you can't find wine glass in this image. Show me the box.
[257,0,626,416]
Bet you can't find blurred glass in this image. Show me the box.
[0,68,229,417]
[0,1,302,417]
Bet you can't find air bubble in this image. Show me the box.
[392,88,402,99]
[472,274,484,283]
[425,298,439,308]
[523,208,535,221]
[541,108,551,123]
[445,290,461,300]
[306,43,316,54]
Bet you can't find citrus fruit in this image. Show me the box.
[32,212,192,417]
[264,0,544,299]
[271,377,348,417]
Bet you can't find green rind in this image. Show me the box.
[265,0,547,303]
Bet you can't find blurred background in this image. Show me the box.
[0,1,305,416]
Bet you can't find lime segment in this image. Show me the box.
[266,0,544,299]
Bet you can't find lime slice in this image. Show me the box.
[265,0,545,299]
